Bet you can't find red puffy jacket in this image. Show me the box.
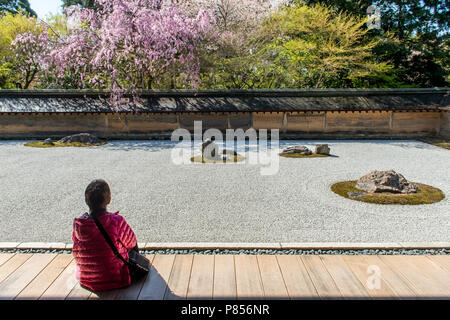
[72,211,137,292]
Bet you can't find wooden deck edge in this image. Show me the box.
[1,242,450,250]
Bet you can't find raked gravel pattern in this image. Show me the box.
[0,140,449,243]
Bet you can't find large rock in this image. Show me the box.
[315,144,330,155]
[281,145,312,155]
[202,138,218,159]
[356,170,418,194]
[58,133,102,144]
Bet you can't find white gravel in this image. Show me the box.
[0,140,449,243]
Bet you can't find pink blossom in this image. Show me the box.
[45,0,213,108]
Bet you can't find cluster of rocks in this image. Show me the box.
[281,144,330,155]
[356,170,418,194]
[43,133,104,146]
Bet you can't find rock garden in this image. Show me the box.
[1,139,448,242]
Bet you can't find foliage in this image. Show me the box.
[256,3,392,88]
[46,0,213,106]
[302,0,450,87]
[0,62,14,88]
[374,0,449,87]
[420,138,450,150]
[11,30,49,89]
[178,0,290,89]
[45,14,71,36]
[174,0,288,32]
[0,11,47,88]
[62,0,97,11]
[3,0,448,93]
[0,0,36,16]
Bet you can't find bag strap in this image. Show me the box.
[89,213,129,266]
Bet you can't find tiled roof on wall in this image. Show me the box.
[0,88,448,113]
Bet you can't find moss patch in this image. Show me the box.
[433,141,450,150]
[420,138,450,150]
[24,141,107,148]
[279,152,329,158]
[190,154,245,163]
[331,180,445,205]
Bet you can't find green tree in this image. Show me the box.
[301,0,450,87]
[374,0,449,87]
[0,0,36,16]
[0,11,40,88]
[196,0,290,89]
[255,3,392,88]
[0,11,64,89]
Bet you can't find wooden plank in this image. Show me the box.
[427,255,450,273]
[165,255,193,300]
[257,255,289,299]
[90,255,156,300]
[276,255,318,299]
[0,254,56,300]
[115,255,156,300]
[379,256,449,298]
[16,254,73,300]
[0,254,15,267]
[187,255,214,300]
[342,255,399,299]
[3,253,444,300]
[0,254,32,284]
[40,260,78,300]
[213,255,236,300]
[66,282,93,300]
[403,256,450,291]
[138,255,175,300]
[234,255,264,299]
[320,255,370,299]
[301,255,341,299]
[366,256,417,299]
[89,289,118,300]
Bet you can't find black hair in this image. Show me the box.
[85,179,111,213]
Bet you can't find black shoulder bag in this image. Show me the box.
[90,214,150,280]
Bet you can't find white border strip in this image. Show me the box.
[1,242,450,250]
